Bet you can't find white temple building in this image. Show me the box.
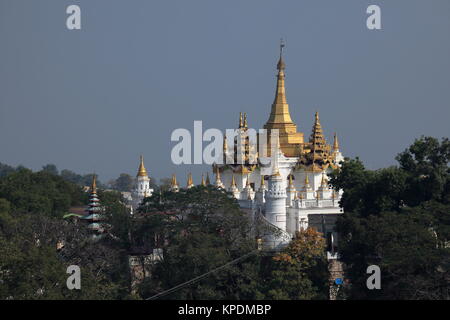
[134,45,345,258]
[123,155,154,214]
[207,46,345,255]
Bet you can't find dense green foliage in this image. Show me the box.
[109,173,134,192]
[1,135,448,300]
[0,162,17,177]
[0,169,132,299]
[136,186,328,300]
[262,228,329,300]
[0,169,86,218]
[330,136,450,299]
[136,186,259,299]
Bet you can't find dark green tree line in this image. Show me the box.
[330,136,450,299]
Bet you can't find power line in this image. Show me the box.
[145,249,259,300]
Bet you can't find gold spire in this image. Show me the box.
[239,112,244,128]
[265,42,294,126]
[91,174,97,193]
[205,172,211,185]
[137,155,148,177]
[302,174,311,191]
[320,172,328,187]
[215,167,220,181]
[243,113,248,128]
[215,167,223,187]
[263,40,304,157]
[231,174,237,188]
[201,174,206,186]
[171,173,178,188]
[311,112,324,143]
[333,132,340,151]
[287,173,296,192]
[308,111,332,171]
[187,173,194,188]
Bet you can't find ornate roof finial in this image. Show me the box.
[309,111,328,167]
[277,38,286,71]
[243,113,248,129]
[215,167,224,188]
[231,174,237,188]
[239,112,243,128]
[171,173,178,188]
[320,172,328,188]
[205,172,211,185]
[229,174,239,194]
[333,132,340,151]
[91,174,97,193]
[302,174,312,191]
[201,174,206,186]
[187,172,194,188]
[137,155,148,177]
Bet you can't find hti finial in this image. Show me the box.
[277,38,286,71]
[280,38,285,58]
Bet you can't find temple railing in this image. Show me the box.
[255,211,292,251]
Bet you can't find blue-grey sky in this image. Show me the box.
[1,0,449,184]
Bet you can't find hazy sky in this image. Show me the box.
[1,0,449,184]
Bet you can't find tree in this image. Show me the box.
[330,136,450,299]
[111,173,134,192]
[59,169,104,189]
[136,186,262,300]
[263,228,329,300]
[396,136,450,206]
[0,162,16,178]
[159,178,172,192]
[135,187,331,300]
[0,208,131,299]
[41,164,59,176]
[0,169,86,218]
